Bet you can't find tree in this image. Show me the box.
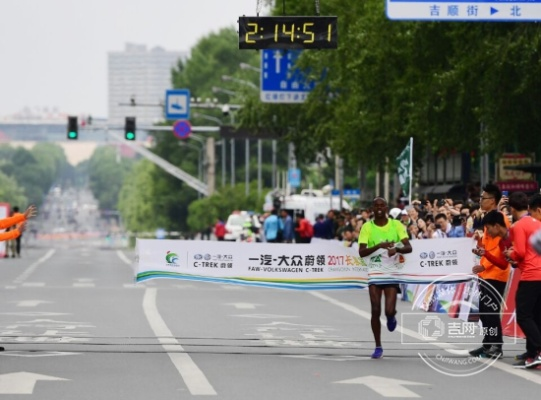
[87,146,134,211]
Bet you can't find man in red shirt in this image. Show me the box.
[294,213,313,244]
[506,192,541,369]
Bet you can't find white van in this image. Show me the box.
[279,194,351,224]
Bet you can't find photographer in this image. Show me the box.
[431,213,465,238]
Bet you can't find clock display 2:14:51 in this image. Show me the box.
[238,16,338,50]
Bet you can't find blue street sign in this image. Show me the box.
[165,89,190,120]
[260,50,316,103]
[331,189,361,198]
[173,120,192,139]
[386,0,541,21]
[288,168,301,188]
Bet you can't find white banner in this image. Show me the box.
[135,237,476,290]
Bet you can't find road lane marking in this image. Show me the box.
[14,300,52,307]
[21,283,45,287]
[143,288,216,396]
[311,291,541,385]
[13,250,55,284]
[116,250,132,266]
[336,375,428,398]
[0,372,68,394]
[225,302,261,309]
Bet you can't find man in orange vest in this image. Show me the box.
[470,184,510,359]
[0,204,37,352]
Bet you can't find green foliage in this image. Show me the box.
[187,182,268,232]
[117,159,157,232]
[0,170,27,208]
[87,146,134,210]
[0,143,70,206]
[238,0,541,170]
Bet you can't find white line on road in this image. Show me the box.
[0,372,68,394]
[143,288,216,396]
[13,249,55,284]
[225,302,261,309]
[116,249,132,266]
[311,291,541,386]
[14,300,52,307]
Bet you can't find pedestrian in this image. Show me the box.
[358,197,412,359]
[0,204,37,352]
[10,206,25,257]
[294,213,313,243]
[469,183,510,359]
[279,209,294,243]
[214,218,226,241]
[0,205,36,243]
[312,214,327,239]
[505,192,541,369]
[263,209,281,243]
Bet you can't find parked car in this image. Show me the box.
[224,211,261,242]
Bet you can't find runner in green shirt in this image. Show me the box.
[358,197,412,359]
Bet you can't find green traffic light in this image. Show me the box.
[68,131,77,139]
[126,132,135,140]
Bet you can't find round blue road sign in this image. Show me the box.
[173,120,192,139]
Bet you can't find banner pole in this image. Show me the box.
[409,137,413,204]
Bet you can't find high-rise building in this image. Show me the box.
[108,43,186,126]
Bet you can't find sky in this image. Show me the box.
[0,0,269,119]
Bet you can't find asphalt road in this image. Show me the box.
[1,240,540,399]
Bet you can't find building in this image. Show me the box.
[108,43,187,126]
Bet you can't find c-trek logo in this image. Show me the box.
[420,260,444,267]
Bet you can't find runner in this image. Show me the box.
[358,197,412,359]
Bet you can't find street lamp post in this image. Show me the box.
[212,86,237,97]
[221,75,258,90]
[239,63,261,73]
[178,142,204,197]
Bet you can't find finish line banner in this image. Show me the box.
[135,238,475,290]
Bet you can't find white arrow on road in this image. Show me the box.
[0,372,69,394]
[225,303,261,309]
[335,375,429,398]
[14,300,52,307]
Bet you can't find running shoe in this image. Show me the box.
[468,346,488,357]
[387,316,397,332]
[371,347,383,359]
[515,352,529,361]
[525,353,541,369]
[484,345,503,359]
[513,359,528,369]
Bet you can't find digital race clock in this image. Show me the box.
[238,16,338,50]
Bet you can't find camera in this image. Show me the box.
[438,199,446,207]
[451,215,463,227]
[435,223,442,230]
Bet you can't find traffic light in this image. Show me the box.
[125,117,136,140]
[67,116,78,140]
